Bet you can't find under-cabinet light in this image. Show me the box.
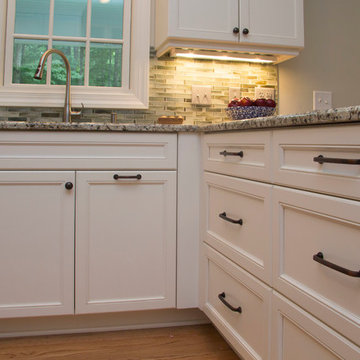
[170,49,276,64]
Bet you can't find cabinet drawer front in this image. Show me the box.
[202,131,271,182]
[203,245,271,360]
[273,186,360,346]
[272,125,360,199]
[204,172,272,284]
[272,292,360,360]
[0,132,177,170]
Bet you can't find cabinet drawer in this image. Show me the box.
[272,292,360,360]
[202,131,271,182]
[204,172,272,284]
[273,186,360,346]
[0,132,177,170]
[202,245,271,360]
[272,125,360,199]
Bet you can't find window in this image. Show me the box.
[0,0,150,109]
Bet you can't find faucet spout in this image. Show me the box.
[34,49,82,123]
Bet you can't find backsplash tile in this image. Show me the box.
[0,56,278,125]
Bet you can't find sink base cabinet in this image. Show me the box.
[0,171,75,318]
[75,171,177,314]
[0,132,179,320]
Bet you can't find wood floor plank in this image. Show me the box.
[0,324,239,360]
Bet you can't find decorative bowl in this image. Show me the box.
[225,106,276,120]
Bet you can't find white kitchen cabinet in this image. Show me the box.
[0,132,179,320]
[75,170,177,314]
[0,171,75,318]
[201,124,360,359]
[155,0,304,62]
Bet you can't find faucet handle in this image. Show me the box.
[71,103,84,117]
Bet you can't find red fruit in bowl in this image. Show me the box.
[254,98,267,107]
[265,99,276,108]
[228,98,240,107]
[238,97,254,106]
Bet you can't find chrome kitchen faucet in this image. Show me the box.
[34,49,83,123]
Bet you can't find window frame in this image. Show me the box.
[0,0,150,109]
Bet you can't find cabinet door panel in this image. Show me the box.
[240,0,304,47]
[75,171,176,314]
[169,0,239,41]
[0,171,75,318]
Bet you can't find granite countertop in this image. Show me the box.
[0,105,359,133]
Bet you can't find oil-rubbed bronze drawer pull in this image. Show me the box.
[313,155,360,165]
[219,150,244,158]
[313,252,360,277]
[219,212,243,225]
[113,174,142,180]
[218,292,242,313]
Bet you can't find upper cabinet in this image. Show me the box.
[155,0,304,63]
[240,0,304,47]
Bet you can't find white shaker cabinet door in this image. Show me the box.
[240,0,304,47]
[167,0,239,42]
[0,171,75,318]
[75,171,177,314]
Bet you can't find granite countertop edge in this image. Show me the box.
[0,105,359,133]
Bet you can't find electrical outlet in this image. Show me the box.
[313,91,332,111]
[229,87,241,102]
[192,85,212,105]
[255,87,275,100]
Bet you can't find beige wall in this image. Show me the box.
[278,0,360,115]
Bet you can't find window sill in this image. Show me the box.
[0,82,149,109]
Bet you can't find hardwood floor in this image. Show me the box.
[0,324,239,360]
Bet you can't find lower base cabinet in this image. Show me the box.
[201,127,360,360]
[0,171,75,318]
[0,170,177,318]
[75,171,177,314]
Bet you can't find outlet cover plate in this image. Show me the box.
[192,85,211,105]
[313,91,332,111]
[255,88,275,100]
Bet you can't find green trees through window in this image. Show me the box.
[12,0,124,88]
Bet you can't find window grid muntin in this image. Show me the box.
[6,0,130,89]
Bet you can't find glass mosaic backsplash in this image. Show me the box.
[0,55,278,125]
